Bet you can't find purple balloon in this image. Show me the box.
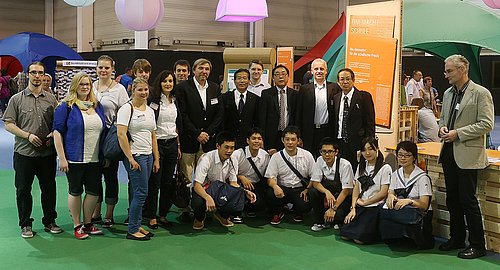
[115,0,165,31]
[483,0,500,9]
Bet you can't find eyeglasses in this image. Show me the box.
[320,150,336,155]
[273,72,288,77]
[397,153,413,159]
[29,71,44,76]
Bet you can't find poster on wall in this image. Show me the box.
[345,15,397,128]
[55,60,103,101]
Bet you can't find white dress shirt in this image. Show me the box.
[194,149,237,185]
[265,148,315,188]
[310,156,354,190]
[193,77,208,110]
[232,146,270,183]
[314,82,329,125]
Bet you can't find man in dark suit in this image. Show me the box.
[259,65,297,155]
[175,58,223,195]
[296,58,340,157]
[219,68,259,148]
[332,68,375,170]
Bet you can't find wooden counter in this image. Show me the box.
[386,142,500,253]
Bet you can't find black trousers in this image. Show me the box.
[191,191,236,222]
[309,184,351,225]
[265,185,311,215]
[144,138,178,219]
[244,180,268,213]
[337,139,358,172]
[13,153,57,228]
[441,143,485,250]
[99,159,120,205]
[309,124,329,159]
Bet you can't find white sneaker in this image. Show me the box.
[21,226,34,238]
[333,224,340,230]
[311,223,331,232]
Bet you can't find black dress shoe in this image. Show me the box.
[159,217,172,228]
[438,240,465,251]
[147,222,159,230]
[126,233,150,241]
[458,247,486,259]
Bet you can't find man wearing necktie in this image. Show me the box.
[260,65,298,155]
[296,58,340,157]
[219,69,259,149]
[437,55,494,259]
[333,68,375,170]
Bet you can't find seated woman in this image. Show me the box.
[379,140,434,249]
[340,137,392,244]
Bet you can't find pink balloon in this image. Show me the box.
[483,0,500,9]
[115,0,164,31]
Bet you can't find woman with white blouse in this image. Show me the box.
[91,55,130,227]
[340,137,392,244]
[53,72,106,239]
[117,77,160,241]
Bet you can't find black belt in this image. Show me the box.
[314,124,328,129]
[157,137,177,144]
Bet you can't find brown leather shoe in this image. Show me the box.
[193,219,205,230]
[214,213,234,227]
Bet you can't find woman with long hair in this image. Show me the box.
[340,137,392,244]
[143,70,182,229]
[117,77,160,241]
[91,55,130,227]
[53,72,106,239]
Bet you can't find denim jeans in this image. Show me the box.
[123,154,153,234]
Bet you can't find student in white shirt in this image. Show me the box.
[340,137,391,244]
[309,137,354,232]
[380,141,434,249]
[191,131,256,230]
[265,126,315,225]
[230,127,270,222]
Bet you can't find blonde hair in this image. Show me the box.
[131,77,149,98]
[64,72,98,108]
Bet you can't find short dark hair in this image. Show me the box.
[319,137,339,150]
[247,127,263,139]
[216,131,236,146]
[396,140,418,163]
[272,64,289,76]
[27,62,45,73]
[132,58,152,74]
[234,68,250,78]
[282,125,301,139]
[423,76,432,83]
[337,68,355,81]
[173,59,191,73]
[249,59,264,70]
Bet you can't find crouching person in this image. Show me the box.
[379,141,434,249]
[191,131,256,230]
[309,137,353,232]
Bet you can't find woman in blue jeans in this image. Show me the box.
[117,77,160,241]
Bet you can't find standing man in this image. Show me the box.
[247,60,271,97]
[438,55,494,259]
[405,69,424,106]
[333,68,375,170]
[173,59,191,83]
[296,58,340,156]
[2,62,62,238]
[219,68,259,148]
[118,68,133,89]
[175,58,223,217]
[259,65,298,155]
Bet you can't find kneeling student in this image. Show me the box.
[379,141,434,249]
[231,128,270,222]
[265,126,315,225]
[309,137,354,231]
[191,132,256,230]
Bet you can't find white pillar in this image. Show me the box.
[135,31,149,49]
[77,6,93,52]
[44,0,54,37]
[249,20,265,48]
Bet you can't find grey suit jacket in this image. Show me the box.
[438,80,494,169]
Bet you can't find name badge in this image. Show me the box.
[150,102,159,110]
[455,103,460,111]
[210,98,218,105]
[136,114,146,122]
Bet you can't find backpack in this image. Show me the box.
[8,77,18,95]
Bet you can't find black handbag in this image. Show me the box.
[102,103,133,160]
[205,181,245,213]
[173,163,190,208]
